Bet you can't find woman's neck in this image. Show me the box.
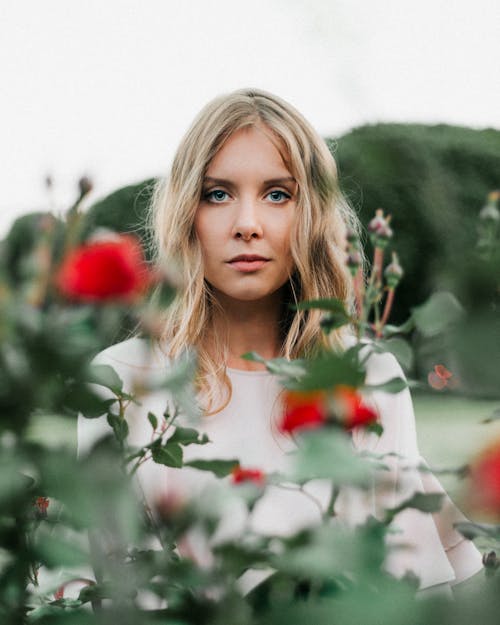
[211,290,284,371]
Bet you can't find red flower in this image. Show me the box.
[56,235,155,302]
[428,364,453,390]
[466,441,500,521]
[333,385,378,430]
[231,466,265,486]
[34,496,49,519]
[279,390,327,434]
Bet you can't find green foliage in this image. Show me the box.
[331,123,500,322]
[80,179,157,260]
[1,163,499,623]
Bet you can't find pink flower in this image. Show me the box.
[428,364,453,390]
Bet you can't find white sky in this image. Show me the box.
[1,0,499,235]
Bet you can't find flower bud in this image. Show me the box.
[482,550,499,569]
[346,249,363,274]
[482,550,500,577]
[345,227,359,245]
[78,176,93,198]
[368,209,393,247]
[34,496,49,520]
[384,252,403,288]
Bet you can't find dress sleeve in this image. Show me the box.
[350,349,484,591]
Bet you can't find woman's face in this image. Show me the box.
[194,125,297,306]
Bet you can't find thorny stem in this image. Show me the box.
[378,288,395,337]
[373,246,384,284]
[353,267,364,324]
[359,246,384,333]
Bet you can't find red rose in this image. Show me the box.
[231,466,265,486]
[56,235,154,302]
[466,441,500,521]
[279,390,327,434]
[333,385,378,430]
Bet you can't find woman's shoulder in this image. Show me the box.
[341,332,406,387]
[92,336,171,390]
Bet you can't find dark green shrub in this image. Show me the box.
[330,123,500,322]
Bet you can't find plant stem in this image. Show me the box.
[378,288,395,336]
[324,483,340,520]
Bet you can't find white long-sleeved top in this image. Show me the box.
[78,336,484,595]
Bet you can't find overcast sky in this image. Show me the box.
[1,0,499,235]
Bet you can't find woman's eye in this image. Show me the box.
[205,189,229,203]
[267,190,291,203]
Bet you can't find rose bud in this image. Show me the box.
[347,249,363,273]
[368,209,393,247]
[384,252,404,288]
[78,176,93,198]
[346,227,359,245]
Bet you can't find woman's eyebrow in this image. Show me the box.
[203,176,296,186]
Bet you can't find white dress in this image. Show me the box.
[78,336,484,597]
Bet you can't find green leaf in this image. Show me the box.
[290,298,352,332]
[241,352,308,378]
[383,317,415,337]
[106,413,129,442]
[371,338,414,371]
[67,392,115,419]
[364,377,408,394]
[168,426,210,446]
[411,291,465,337]
[147,411,158,430]
[454,521,500,541]
[78,581,116,603]
[184,458,239,478]
[386,491,444,523]
[290,429,373,487]
[87,363,124,394]
[152,442,183,468]
[34,530,88,567]
[283,352,364,391]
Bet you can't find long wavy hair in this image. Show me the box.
[148,88,362,416]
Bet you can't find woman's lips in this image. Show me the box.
[227,259,270,272]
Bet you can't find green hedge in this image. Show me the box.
[331,123,500,321]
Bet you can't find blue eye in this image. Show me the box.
[204,189,229,203]
[267,190,291,203]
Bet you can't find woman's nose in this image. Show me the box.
[231,197,264,240]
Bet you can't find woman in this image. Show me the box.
[79,88,483,598]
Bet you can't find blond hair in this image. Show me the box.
[148,88,361,415]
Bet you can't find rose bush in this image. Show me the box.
[1,180,499,624]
